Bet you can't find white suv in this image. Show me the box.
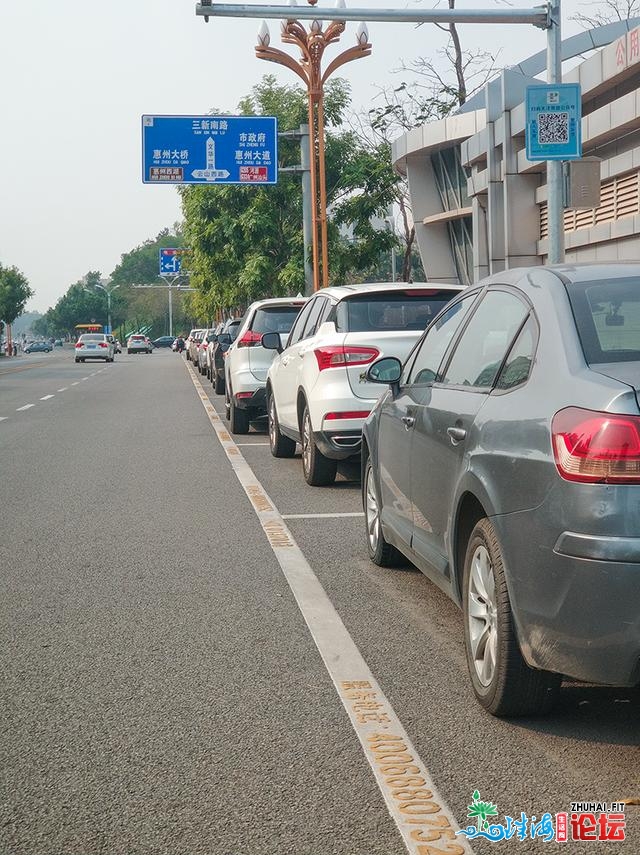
[264,283,464,485]
[224,297,307,434]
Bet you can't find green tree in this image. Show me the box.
[0,264,34,327]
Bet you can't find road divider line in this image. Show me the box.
[40,395,55,401]
[57,387,68,392]
[16,404,34,411]
[0,417,8,422]
[235,441,270,446]
[187,364,473,855]
[71,381,80,386]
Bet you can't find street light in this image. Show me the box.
[84,278,120,334]
[256,0,371,291]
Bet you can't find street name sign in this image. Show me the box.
[142,115,278,185]
[159,248,187,275]
[525,84,582,161]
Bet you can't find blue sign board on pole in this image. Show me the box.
[159,248,185,275]
[142,115,278,185]
[526,84,582,161]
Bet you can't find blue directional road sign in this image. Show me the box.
[526,84,582,161]
[159,248,186,275]
[142,115,278,185]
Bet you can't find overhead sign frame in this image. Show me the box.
[142,115,278,185]
[525,84,582,161]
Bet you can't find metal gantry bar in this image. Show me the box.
[196,4,550,26]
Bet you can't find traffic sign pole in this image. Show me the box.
[547,0,564,264]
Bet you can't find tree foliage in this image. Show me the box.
[0,264,34,326]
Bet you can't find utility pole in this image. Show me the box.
[132,280,196,337]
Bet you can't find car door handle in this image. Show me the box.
[401,416,415,430]
[281,356,290,366]
[447,426,467,443]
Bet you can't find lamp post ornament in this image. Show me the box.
[256,0,371,290]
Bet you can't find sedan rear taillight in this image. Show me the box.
[314,345,380,372]
[75,342,83,349]
[98,342,108,348]
[552,407,640,483]
[237,330,263,348]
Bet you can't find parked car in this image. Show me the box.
[153,335,176,348]
[75,333,115,362]
[54,339,64,347]
[186,329,205,363]
[197,328,218,376]
[361,263,640,717]
[224,298,308,434]
[209,318,242,394]
[24,341,52,353]
[264,283,463,485]
[127,334,152,355]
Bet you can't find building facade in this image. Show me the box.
[392,19,640,285]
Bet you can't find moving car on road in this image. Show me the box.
[264,283,463,485]
[24,341,52,353]
[152,336,176,348]
[127,334,152,355]
[224,297,307,434]
[362,263,640,717]
[75,333,115,363]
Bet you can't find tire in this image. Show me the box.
[268,392,296,458]
[214,372,225,395]
[301,404,337,486]
[462,518,561,717]
[75,358,79,363]
[363,456,402,566]
[127,349,132,355]
[230,394,250,434]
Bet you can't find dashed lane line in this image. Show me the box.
[16,404,34,411]
[40,395,55,401]
[187,364,473,855]
[0,417,7,422]
[71,382,80,386]
[57,387,68,392]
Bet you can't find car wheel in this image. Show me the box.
[214,372,225,395]
[301,404,337,486]
[230,394,250,434]
[268,392,296,458]
[363,456,402,566]
[74,358,79,363]
[127,349,132,354]
[462,518,561,717]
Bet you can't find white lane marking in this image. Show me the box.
[16,404,34,411]
[235,441,270,446]
[187,365,474,855]
[40,395,55,401]
[0,417,8,422]
[81,377,89,381]
[71,381,80,386]
[282,512,365,519]
[57,387,68,392]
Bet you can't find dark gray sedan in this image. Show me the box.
[362,263,640,717]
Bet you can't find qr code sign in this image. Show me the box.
[537,112,569,144]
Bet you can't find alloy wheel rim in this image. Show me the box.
[302,413,311,474]
[365,468,380,551]
[467,544,498,687]
[269,398,276,448]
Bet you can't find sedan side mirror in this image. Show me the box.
[261,332,283,353]
[366,357,402,384]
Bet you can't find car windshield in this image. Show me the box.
[81,334,103,342]
[567,278,640,364]
[251,306,302,334]
[336,290,457,332]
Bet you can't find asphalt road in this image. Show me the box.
[1,347,638,855]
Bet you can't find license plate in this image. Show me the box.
[87,345,96,349]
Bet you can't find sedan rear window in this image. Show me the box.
[251,306,303,334]
[337,290,457,333]
[81,334,104,342]
[567,279,640,364]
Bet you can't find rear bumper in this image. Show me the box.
[128,346,150,353]
[313,429,362,460]
[76,350,111,359]
[495,514,640,686]
[235,387,267,414]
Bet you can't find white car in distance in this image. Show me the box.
[223,297,307,434]
[264,282,465,485]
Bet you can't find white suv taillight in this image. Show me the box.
[552,407,640,483]
[314,345,379,371]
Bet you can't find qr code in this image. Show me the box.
[537,112,569,144]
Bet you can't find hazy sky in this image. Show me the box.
[0,0,587,313]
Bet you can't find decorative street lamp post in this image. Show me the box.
[256,0,371,290]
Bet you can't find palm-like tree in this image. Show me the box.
[467,790,499,831]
